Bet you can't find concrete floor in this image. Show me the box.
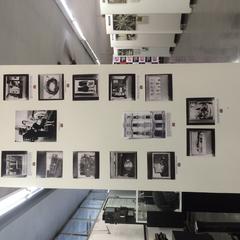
[171,0,240,63]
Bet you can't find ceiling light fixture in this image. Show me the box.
[56,0,100,64]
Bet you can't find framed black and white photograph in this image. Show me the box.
[3,74,29,100]
[115,34,136,41]
[108,0,127,3]
[1,151,30,177]
[110,151,137,179]
[38,74,64,100]
[123,111,166,139]
[145,74,173,101]
[15,110,57,142]
[73,151,99,179]
[186,97,215,125]
[72,74,99,101]
[37,151,63,178]
[113,14,137,31]
[187,129,215,156]
[109,74,136,101]
[118,49,134,56]
[147,152,175,179]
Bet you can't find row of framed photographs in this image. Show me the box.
[2,73,173,101]
[0,151,176,180]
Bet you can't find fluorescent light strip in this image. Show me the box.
[58,0,100,64]
[0,187,43,216]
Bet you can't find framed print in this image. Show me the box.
[123,111,166,139]
[109,74,136,101]
[147,152,175,179]
[37,151,63,178]
[186,97,215,125]
[38,74,64,100]
[113,14,137,31]
[108,0,127,3]
[15,110,57,142]
[73,151,99,179]
[187,129,215,156]
[3,74,29,100]
[115,34,136,41]
[110,151,137,179]
[1,151,30,177]
[72,74,99,101]
[145,74,173,101]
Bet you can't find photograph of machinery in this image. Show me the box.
[36,151,63,178]
[73,151,99,179]
[123,111,166,139]
[3,74,29,101]
[72,74,99,100]
[113,14,137,31]
[1,151,29,177]
[109,73,136,100]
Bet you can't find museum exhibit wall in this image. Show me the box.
[105,14,182,34]
[100,0,191,15]
[0,189,89,240]
[0,63,239,194]
[0,0,93,65]
[110,34,176,48]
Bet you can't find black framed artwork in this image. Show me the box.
[109,74,136,101]
[38,74,64,100]
[3,74,29,101]
[72,74,99,101]
[147,152,175,180]
[187,128,215,156]
[186,97,215,125]
[73,151,99,179]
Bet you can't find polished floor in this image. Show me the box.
[171,0,240,63]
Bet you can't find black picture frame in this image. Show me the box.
[110,151,137,179]
[186,97,215,125]
[3,74,29,101]
[72,74,99,101]
[113,14,137,31]
[73,151,100,179]
[36,151,63,178]
[1,151,28,177]
[147,152,175,180]
[145,74,173,101]
[187,128,215,156]
[109,74,136,101]
[108,0,127,3]
[38,74,64,100]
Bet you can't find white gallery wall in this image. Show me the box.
[100,0,191,15]
[0,63,239,194]
[110,34,176,48]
